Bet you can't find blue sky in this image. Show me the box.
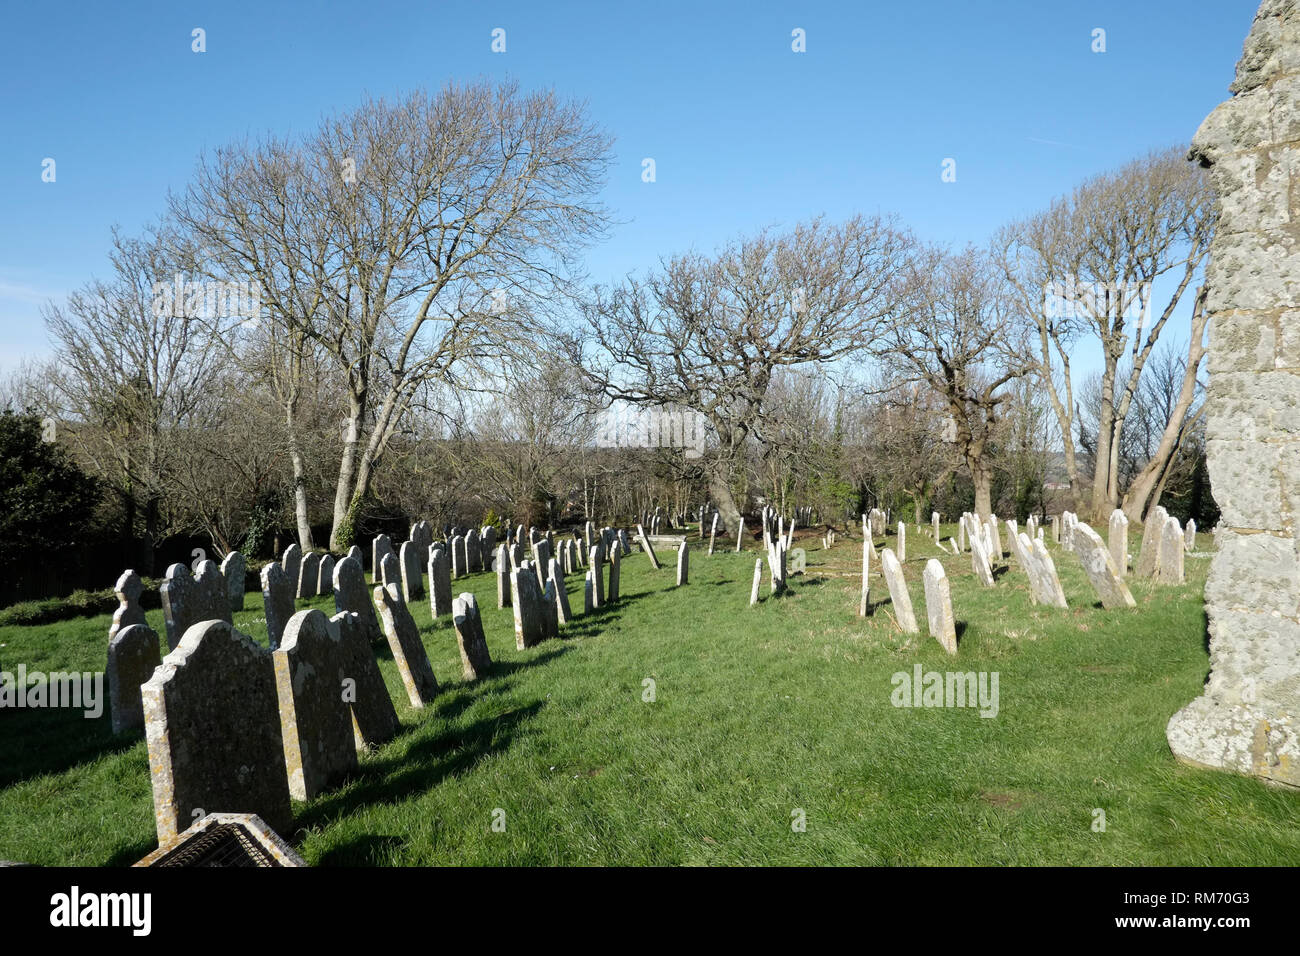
[0,0,1259,373]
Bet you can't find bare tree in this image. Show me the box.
[995,147,1214,521]
[175,80,613,549]
[574,215,912,529]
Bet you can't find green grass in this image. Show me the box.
[1,525,1297,866]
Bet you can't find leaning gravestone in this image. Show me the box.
[142,619,293,842]
[400,540,423,602]
[331,610,399,749]
[859,538,871,617]
[1029,538,1069,609]
[750,558,763,606]
[261,561,295,651]
[428,544,453,618]
[452,593,493,680]
[1073,523,1136,609]
[676,541,689,586]
[110,569,147,643]
[636,523,661,569]
[373,582,439,708]
[161,561,231,652]
[511,565,547,649]
[880,548,918,634]
[1168,1,1300,787]
[332,555,384,645]
[922,559,957,655]
[968,531,995,588]
[274,609,358,800]
[220,551,246,612]
[108,622,162,734]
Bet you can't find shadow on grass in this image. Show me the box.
[293,699,545,833]
[0,706,142,789]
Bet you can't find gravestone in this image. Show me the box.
[922,559,957,655]
[1073,523,1136,609]
[1108,509,1130,577]
[1168,2,1300,787]
[371,535,394,584]
[548,557,572,625]
[466,529,482,572]
[897,522,906,561]
[495,544,511,609]
[282,544,302,592]
[750,558,763,606]
[380,552,400,591]
[297,551,321,599]
[608,544,621,603]
[346,544,363,570]
[220,551,246,612]
[373,581,439,708]
[410,520,433,559]
[274,609,358,800]
[968,531,995,588]
[451,593,493,680]
[676,541,689,586]
[428,544,453,618]
[1136,505,1169,578]
[1185,518,1198,552]
[583,572,594,614]
[636,523,661,569]
[332,555,384,645]
[1158,516,1186,585]
[330,610,399,749]
[708,513,719,555]
[880,548,918,634]
[261,561,295,651]
[110,569,147,643]
[316,554,335,598]
[400,541,423,602]
[1029,538,1068,608]
[161,561,231,652]
[142,619,293,842]
[859,536,872,616]
[107,622,162,734]
[590,541,606,606]
[511,566,547,648]
[541,579,560,641]
[932,511,940,543]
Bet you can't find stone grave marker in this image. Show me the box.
[261,561,295,651]
[880,548,918,634]
[1073,523,1136,609]
[922,559,957,655]
[108,622,162,734]
[373,581,439,707]
[220,551,247,612]
[161,560,232,652]
[452,593,493,680]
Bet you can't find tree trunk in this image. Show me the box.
[710,469,742,531]
[329,395,365,551]
[285,396,315,550]
[1090,361,1118,523]
[972,460,993,521]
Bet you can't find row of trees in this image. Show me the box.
[1,80,1216,589]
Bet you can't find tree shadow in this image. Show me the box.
[0,705,143,790]
[955,621,968,646]
[991,566,1009,581]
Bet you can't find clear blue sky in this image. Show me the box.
[0,0,1260,372]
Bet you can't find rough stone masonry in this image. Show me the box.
[1167,0,1300,788]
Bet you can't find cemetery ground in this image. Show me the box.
[1,528,1297,867]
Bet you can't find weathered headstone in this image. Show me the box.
[261,560,295,651]
[495,543,511,609]
[330,610,399,750]
[142,619,293,842]
[451,592,493,680]
[608,544,621,603]
[548,557,572,625]
[511,565,547,648]
[282,544,302,592]
[297,551,321,599]
[880,548,918,634]
[275,609,358,800]
[380,551,401,591]
[676,541,689,586]
[1029,538,1068,608]
[636,523,661,569]
[931,511,940,543]
[332,555,384,645]
[110,569,147,643]
[1158,515,1186,585]
[373,581,439,707]
[466,529,482,572]
[161,561,232,652]
[1136,505,1169,578]
[859,536,871,617]
[428,544,453,618]
[897,521,906,562]
[968,531,995,588]
[107,622,162,734]
[1108,509,1130,577]
[450,535,466,579]
[750,558,763,606]
[735,518,746,552]
[1073,523,1136,609]
[922,559,957,655]
[220,551,247,612]
[346,544,363,569]
[370,535,394,584]
[316,554,335,598]
[399,541,423,602]
[1184,518,1197,552]
[590,541,606,607]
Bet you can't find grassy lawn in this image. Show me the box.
[1,525,1296,866]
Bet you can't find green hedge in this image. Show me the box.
[0,579,164,628]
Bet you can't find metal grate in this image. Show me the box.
[151,823,283,868]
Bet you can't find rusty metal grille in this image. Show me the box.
[151,823,283,867]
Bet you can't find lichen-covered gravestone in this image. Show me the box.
[922,559,957,655]
[1135,505,1168,579]
[1158,515,1186,585]
[548,557,572,625]
[142,619,293,842]
[261,561,295,651]
[608,544,621,603]
[1073,523,1136,609]
[495,543,511,609]
[452,593,493,679]
[332,555,384,645]
[160,561,231,652]
[282,543,302,592]
[511,565,547,649]
[1029,538,1069,609]
[880,548,918,634]
[371,535,394,585]
[1168,0,1300,787]
[466,528,481,572]
[316,554,335,598]
[750,557,763,606]
[109,569,147,642]
[676,541,689,586]
[297,551,321,599]
[1108,509,1129,578]
[400,540,423,602]
[374,581,439,708]
[428,544,453,618]
[274,609,359,800]
[220,551,246,612]
[107,622,162,734]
